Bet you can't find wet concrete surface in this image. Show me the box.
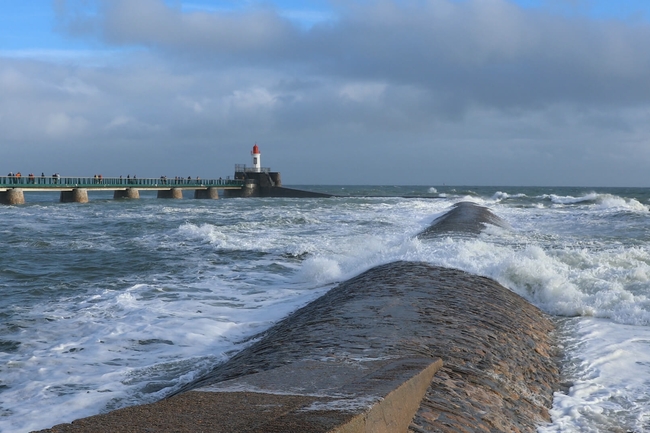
[37,261,558,433]
[418,201,508,238]
[37,203,559,432]
[180,261,559,432]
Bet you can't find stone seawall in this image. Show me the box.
[40,261,558,433]
[219,185,334,198]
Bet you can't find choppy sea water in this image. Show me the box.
[2,186,650,432]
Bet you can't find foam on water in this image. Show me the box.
[1,274,330,432]
[409,210,650,325]
[544,192,601,205]
[594,194,648,212]
[0,196,437,432]
[2,187,650,432]
[296,257,343,283]
[540,318,650,433]
[492,191,527,201]
[538,192,650,212]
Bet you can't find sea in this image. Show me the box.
[2,185,650,433]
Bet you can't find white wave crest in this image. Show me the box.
[296,257,343,284]
[595,195,648,212]
[541,192,648,212]
[492,191,527,201]
[177,223,227,245]
[544,192,600,205]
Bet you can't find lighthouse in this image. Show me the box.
[226,144,328,197]
[251,144,261,172]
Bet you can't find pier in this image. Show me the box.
[0,175,243,204]
[0,144,333,205]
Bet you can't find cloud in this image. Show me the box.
[3,0,650,185]
[45,112,89,138]
[57,0,650,108]
[56,0,300,59]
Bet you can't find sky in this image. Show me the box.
[2,0,650,186]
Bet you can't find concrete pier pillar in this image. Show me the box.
[241,180,258,197]
[60,189,89,203]
[114,188,140,199]
[0,189,25,205]
[194,187,219,199]
[157,188,183,199]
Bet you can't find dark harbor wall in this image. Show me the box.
[221,171,334,198]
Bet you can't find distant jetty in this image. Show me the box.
[0,144,331,204]
[225,179,334,198]
[222,144,333,198]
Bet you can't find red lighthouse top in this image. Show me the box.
[252,144,260,155]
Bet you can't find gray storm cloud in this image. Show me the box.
[2,0,650,185]
[65,0,650,108]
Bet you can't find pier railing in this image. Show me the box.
[235,164,271,173]
[0,176,244,188]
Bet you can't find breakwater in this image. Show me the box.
[36,202,559,432]
[39,261,558,433]
[418,201,509,238]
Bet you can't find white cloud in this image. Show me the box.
[45,112,88,138]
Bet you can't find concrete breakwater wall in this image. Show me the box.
[39,202,559,432]
[418,201,509,238]
[40,262,558,433]
[185,261,558,432]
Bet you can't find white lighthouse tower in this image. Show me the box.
[251,143,261,172]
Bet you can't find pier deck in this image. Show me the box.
[0,176,243,191]
[0,176,243,204]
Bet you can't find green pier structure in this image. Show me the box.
[0,175,244,205]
